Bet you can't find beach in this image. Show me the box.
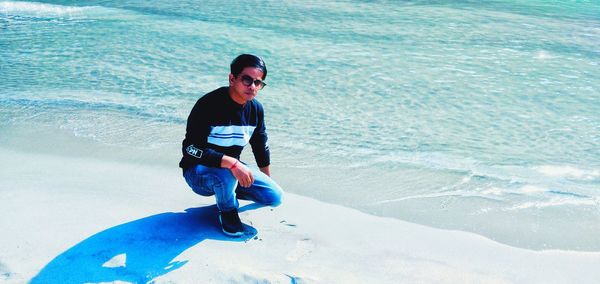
[1,145,599,283]
[2,0,600,282]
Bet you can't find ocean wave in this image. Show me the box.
[0,90,191,150]
[365,165,599,212]
[491,185,593,199]
[535,165,600,181]
[0,1,92,16]
[353,152,600,186]
[372,184,593,204]
[0,1,133,20]
[277,144,600,199]
[371,190,505,205]
[1,97,186,125]
[505,196,600,211]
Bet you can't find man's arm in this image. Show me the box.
[259,165,271,177]
[249,103,271,170]
[182,97,225,168]
[221,155,255,188]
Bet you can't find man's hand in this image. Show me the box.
[231,161,254,187]
[222,156,254,187]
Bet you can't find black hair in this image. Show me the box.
[230,54,267,80]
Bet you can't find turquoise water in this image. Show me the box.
[1,0,599,251]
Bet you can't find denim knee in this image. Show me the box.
[260,182,284,207]
[268,186,283,206]
[184,167,219,197]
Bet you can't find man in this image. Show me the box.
[179,54,283,237]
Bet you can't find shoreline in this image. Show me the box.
[3,123,599,253]
[1,147,600,283]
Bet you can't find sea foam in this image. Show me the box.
[0,1,131,19]
[536,165,600,181]
[0,1,90,16]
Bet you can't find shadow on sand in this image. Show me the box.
[30,204,261,283]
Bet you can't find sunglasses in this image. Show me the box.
[239,74,266,90]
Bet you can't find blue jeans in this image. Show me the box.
[183,164,283,212]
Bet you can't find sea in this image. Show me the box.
[1,0,599,251]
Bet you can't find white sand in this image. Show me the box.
[1,147,599,283]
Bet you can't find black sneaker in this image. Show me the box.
[219,209,244,237]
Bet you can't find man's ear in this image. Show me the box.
[228,73,235,85]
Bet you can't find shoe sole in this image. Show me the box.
[219,216,244,237]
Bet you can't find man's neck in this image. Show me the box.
[228,88,247,106]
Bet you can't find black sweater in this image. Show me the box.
[179,87,270,170]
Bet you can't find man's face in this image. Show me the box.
[229,67,265,104]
